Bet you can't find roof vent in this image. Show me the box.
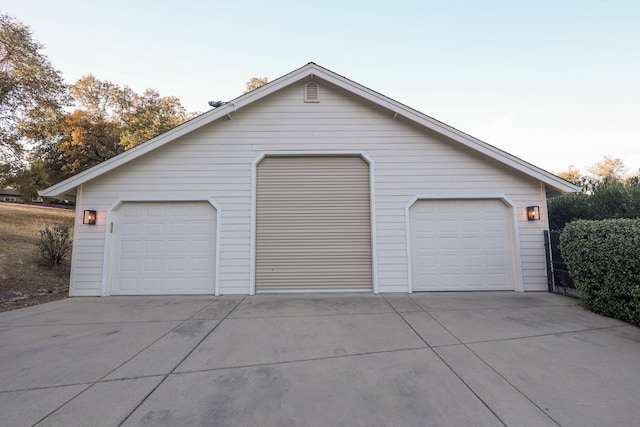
[304,82,320,103]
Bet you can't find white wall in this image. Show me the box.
[72,78,549,296]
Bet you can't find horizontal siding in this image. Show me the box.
[73,80,550,295]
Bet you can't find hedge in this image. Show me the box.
[560,219,640,326]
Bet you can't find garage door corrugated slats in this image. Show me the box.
[256,156,372,291]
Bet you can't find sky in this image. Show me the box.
[4,0,639,175]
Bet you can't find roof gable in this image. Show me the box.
[40,62,578,197]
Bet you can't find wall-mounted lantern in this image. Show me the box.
[83,210,97,225]
[526,206,540,221]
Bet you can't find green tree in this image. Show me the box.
[243,77,268,93]
[548,178,640,229]
[0,14,68,162]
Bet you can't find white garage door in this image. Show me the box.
[410,199,515,291]
[111,202,216,295]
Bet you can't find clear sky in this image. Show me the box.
[4,0,639,175]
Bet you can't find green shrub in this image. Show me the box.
[560,219,640,325]
[37,224,73,267]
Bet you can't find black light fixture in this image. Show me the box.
[83,210,97,225]
[526,206,540,221]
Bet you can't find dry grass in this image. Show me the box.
[0,203,75,312]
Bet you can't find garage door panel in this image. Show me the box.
[121,241,139,254]
[189,277,211,291]
[410,199,515,291]
[145,223,163,236]
[462,238,482,250]
[120,278,136,292]
[167,278,186,291]
[169,223,187,235]
[440,274,461,287]
[465,273,484,286]
[464,255,483,267]
[122,223,140,237]
[168,240,187,254]
[111,201,216,295]
[167,258,186,272]
[486,236,506,250]
[191,257,211,271]
[143,278,161,291]
[143,258,162,272]
[120,259,137,272]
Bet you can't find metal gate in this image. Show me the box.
[544,230,580,298]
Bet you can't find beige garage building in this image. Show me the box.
[41,63,577,296]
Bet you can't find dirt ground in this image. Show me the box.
[0,203,75,312]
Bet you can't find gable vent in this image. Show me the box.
[304,82,320,103]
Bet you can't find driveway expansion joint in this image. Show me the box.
[462,324,632,346]
[0,382,94,395]
[171,346,431,376]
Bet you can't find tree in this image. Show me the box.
[548,178,640,229]
[555,165,581,183]
[3,159,49,201]
[243,77,268,93]
[56,110,124,176]
[28,75,192,184]
[0,14,68,162]
[70,74,132,121]
[587,156,627,181]
[119,89,190,149]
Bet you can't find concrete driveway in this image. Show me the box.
[0,292,638,426]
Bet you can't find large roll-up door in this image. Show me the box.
[111,201,216,295]
[256,155,372,292]
[410,199,515,291]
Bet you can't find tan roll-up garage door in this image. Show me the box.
[256,155,372,292]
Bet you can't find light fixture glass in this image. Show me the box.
[83,210,97,225]
[526,206,540,221]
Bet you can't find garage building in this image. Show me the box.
[40,63,577,296]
